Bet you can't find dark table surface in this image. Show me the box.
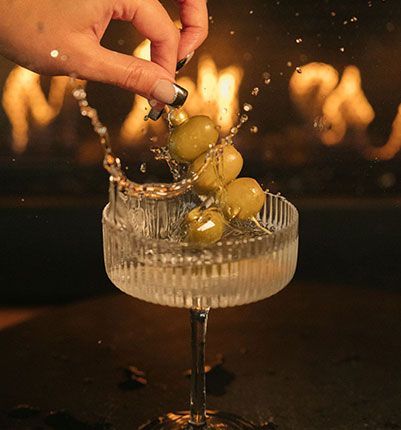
[1,282,401,430]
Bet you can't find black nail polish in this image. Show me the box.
[176,52,194,72]
[148,107,165,121]
[169,84,188,108]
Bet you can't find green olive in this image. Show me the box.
[168,108,189,127]
[186,207,225,245]
[168,115,219,163]
[220,178,265,220]
[189,145,243,194]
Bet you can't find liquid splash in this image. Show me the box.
[72,85,250,200]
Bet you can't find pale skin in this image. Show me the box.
[0,0,208,103]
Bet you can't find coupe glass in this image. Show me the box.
[102,182,298,430]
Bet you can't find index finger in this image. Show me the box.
[176,0,209,61]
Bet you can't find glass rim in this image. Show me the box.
[102,191,299,253]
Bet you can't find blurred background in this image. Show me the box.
[1,0,401,304]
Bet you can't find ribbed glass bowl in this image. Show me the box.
[103,188,298,308]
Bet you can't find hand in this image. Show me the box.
[0,0,208,106]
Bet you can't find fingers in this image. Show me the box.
[176,0,209,61]
[113,0,180,77]
[80,43,187,106]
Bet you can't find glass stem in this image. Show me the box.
[189,307,210,428]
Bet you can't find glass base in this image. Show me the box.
[139,410,259,430]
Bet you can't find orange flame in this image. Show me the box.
[290,62,401,159]
[290,62,375,145]
[121,52,243,142]
[2,67,70,153]
[120,39,165,142]
[177,56,243,134]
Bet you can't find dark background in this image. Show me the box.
[1,0,401,303]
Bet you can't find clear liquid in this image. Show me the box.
[105,238,298,308]
[103,191,298,308]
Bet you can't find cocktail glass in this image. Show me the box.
[102,182,298,430]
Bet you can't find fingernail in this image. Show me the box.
[152,80,188,108]
[176,51,194,72]
[148,107,164,121]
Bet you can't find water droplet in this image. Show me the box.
[295,38,303,44]
[250,125,259,134]
[230,30,235,35]
[350,16,358,22]
[249,10,254,14]
[140,162,147,173]
[296,67,302,74]
[287,61,293,67]
[340,47,345,52]
[243,103,253,112]
[230,127,238,135]
[331,11,336,17]
[50,49,59,58]
[240,114,249,123]
[251,87,260,96]
[262,72,271,85]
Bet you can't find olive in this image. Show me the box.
[220,178,265,220]
[186,207,225,245]
[168,108,189,127]
[168,115,219,163]
[189,145,243,194]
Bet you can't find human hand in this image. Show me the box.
[0,0,208,113]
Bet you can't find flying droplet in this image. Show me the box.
[240,114,249,123]
[243,103,253,112]
[251,87,260,96]
[140,163,147,173]
[262,72,271,85]
[250,125,259,134]
[296,67,302,74]
[230,30,235,35]
[340,47,345,52]
[50,49,59,58]
[296,38,303,44]
[287,61,293,67]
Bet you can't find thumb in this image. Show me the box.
[81,45,187,106]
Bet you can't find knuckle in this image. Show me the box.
[122,62,150,96]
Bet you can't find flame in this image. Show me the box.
[120,39,165,142]
[2,66,70,152]
[121,53,243,141]
[290,63,375,145]
[176,56,243,134]
[364,104,401,160]
[290,62,401,160]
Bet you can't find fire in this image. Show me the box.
[290,63,375,145]
[364,104,401,160]
[2,39,243,150]
[120,39,165,142]
[290,62,401,159]
[121,51,243,142]
[2,66,70,153]
[177,56,243,134]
